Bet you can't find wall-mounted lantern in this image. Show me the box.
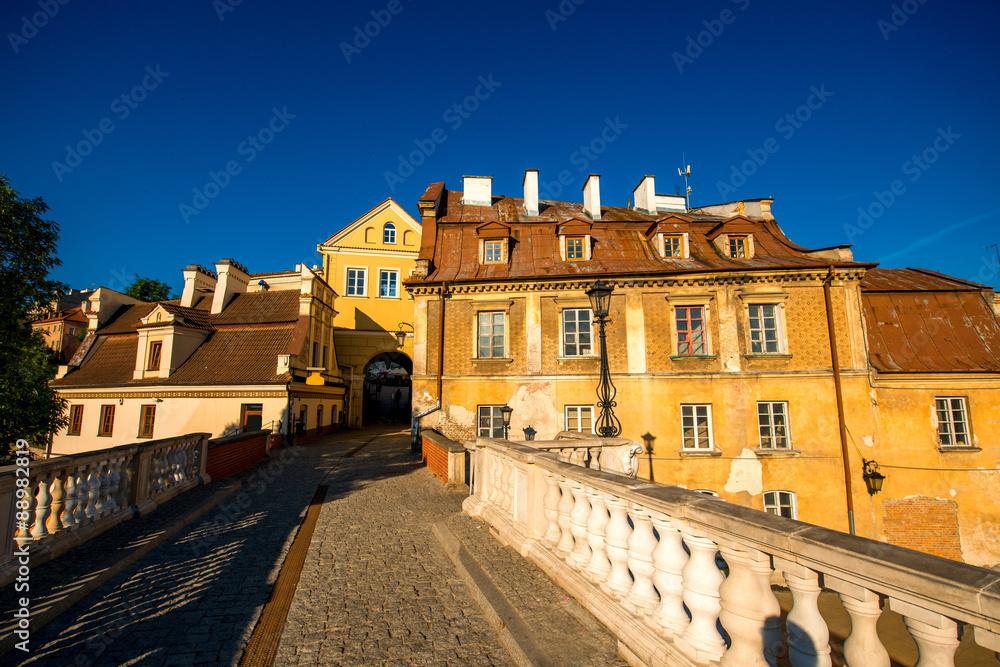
[523,425,536,441]
[863,459,886,495]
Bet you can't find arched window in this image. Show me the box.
[383,222,396,244]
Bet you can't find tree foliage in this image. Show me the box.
[125,275,176,302]
[0,175,68,459]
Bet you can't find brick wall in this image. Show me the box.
[206,432,268,480]
[422,434,449,483]
[883,497,963,562]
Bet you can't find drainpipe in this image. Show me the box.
[824,266,856,535]
[411,281,447,450]
[286,380,294,447]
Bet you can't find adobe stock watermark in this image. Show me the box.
[178,107,296,224]
[213,0,242,21]
[340,0,411,63]
[51,66,169,183]
[13,438,32,653]
[716,84,833,199]
[842,126,959,243]
[877,0,928,41]
[545,0,585,31]
[7,0,70,53]
[539,117,629,200]
[383,75,502,192]
[672,0,750,73]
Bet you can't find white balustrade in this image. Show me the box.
[676,529,727,663]
[783,566,831,667]
[625,504,658,615]
[584,486,611,583]
[568,482,591,568]
[603,495,633,598]
[541,472,562,548]
[718,546,781,667]
[649,511,689,635]
[30,477,52,539]
[555,476,575,557]
[840,589,890,667]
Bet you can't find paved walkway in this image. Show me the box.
[3,428,626,666]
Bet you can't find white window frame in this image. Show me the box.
[658,232,690,259]
[383,222,396,244]
[476,311,506,359]
[738,292,789,356]
[757,401,791,450]
[345,267,367,297]
[666,294,715,358]
[727,234,755,259]
[935,396,971,447]
[378,268,399,298]
[763,490,797,519]
[564,405,595,434]
[559,234,592,261]
[681,403,713,450]
[480,238,508,265]
[478,405,506,438]
[561,308,594,357]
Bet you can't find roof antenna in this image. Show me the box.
[678,157,692,210]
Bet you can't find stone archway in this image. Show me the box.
[362,351,412,424]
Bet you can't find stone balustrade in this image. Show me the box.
[465,436,1000,667]
[0,433,210,587]
[533,431,643,476]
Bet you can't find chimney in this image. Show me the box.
[462,175,493,206]
[582,174,601,220]
[523,169,539,216]
[211,259,250,314]
[633,175,656,214]
[180,264,218,308]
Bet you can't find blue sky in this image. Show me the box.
[3,0,999,294]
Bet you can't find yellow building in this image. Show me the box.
[405,172,1000,567]
[31,307,90,362]
[318,198,421,427]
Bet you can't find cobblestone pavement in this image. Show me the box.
[275,433,512,666]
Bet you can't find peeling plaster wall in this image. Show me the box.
[725,449,763,495]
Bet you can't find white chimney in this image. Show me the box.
[212,258,250,314]
[633,175,656,214]
[181,264,218,308]
[463,175,493,206]
[582,174,601,220]
[523,169,539,216]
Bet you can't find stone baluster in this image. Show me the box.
[625,504,659,616]
[541,472,562,547]
[105,460,120,513]
[177,447,189,484]
[73,468,90,524]
[584,486,611,583]
[718,545,781,667]
[782,565,831,667]
[568,481,592,569]
[499,458,512,514]
[649,512,690,635]
[896,605,960,667]
[97,463,112,515]
[15,484,36,543]
[675,528,726,664]
[589,447,601,471]
[838,589,889,667]
[603,494,633,598]
[46,474,66,535]
[555,476,576,556]
[30,476,52,539]
[92,465,107,516]
[85,465,100,518]
[483,453,495,505]
[61,471,78,531]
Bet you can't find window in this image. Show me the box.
[68,405,83,435]
[383,222,396,244]
[675,306,706,356]
[757,402,790,449]
[477,311,505,358]
[317,405,324,429]
[936,397,970,446]
[478,405,506,438]
[242,403,263,432]
[566,236,585,260]
[147,341,162,370]
[565,406,594,433]
[562,309,593,356]
[664,235,683,258]
[764,491,797,519]
[484,240,504,264]
[681,404,713,450]
[322,345,329,369]
[729,235,749,258]
[748,304,780,354]
[379,269,399,298]
[98,405,115,437]
[312,342,320,366]
[139,405,156,438]
[346,268,366,296]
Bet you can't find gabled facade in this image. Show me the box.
[31,307,90,361]
[318,198,421,426]
[405,171,1000,567]
[50,261,346,456]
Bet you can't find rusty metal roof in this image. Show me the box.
[861,269,1000,373]
[412,187,872,284]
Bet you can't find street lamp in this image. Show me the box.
[500,405,513,439]
[586,281,621,437]
[394,322,413,349]
[862,459,886,495]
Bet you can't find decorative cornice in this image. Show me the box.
[57,389,288,400]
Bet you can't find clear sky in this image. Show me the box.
[3,0,999,294]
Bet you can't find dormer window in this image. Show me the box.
[147,341,162,370]
[729,235,753,259]
[483,240,506,264]
[664,234,685,258]
[383,222,396,244]
[476,222,511,265]
[566,236,586,260]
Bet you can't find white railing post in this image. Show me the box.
[675,528,726,664]
[649,511,690,636]
[718,545,781,667]
[542,472,562,547]
[568,481,592,569]
[584,485,611,583]
[779,563,832,667]
[556,476,575,557]
[46,475,65,536]
[625,503,659,616]
[836,587,890,667]
[891,600,961,667]
[61,471,78,532]
[603,494,633,598]
[30,477,52,539]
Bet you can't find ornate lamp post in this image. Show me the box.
[586,281,621,437]
[500,405,513,439]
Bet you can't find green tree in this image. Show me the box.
[0,175,68,459]
[125,275,176,302]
